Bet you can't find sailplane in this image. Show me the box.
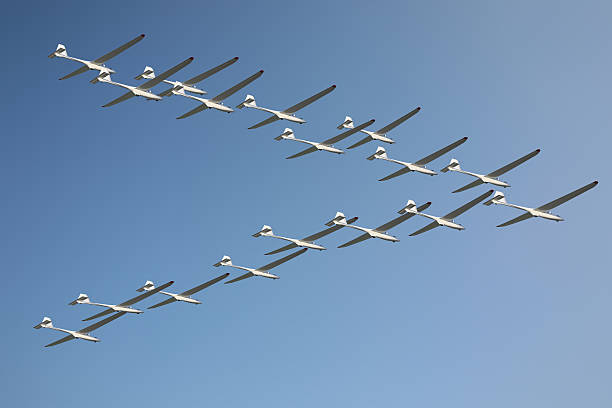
[136,273,230,309]
[253,217,359,254]
[336,107,421,149]
[49,34,145,80]
[71,281,175,321]
[97,57,194,107]
[175,70,264,118]
[213,248,308,284]
[407,190,494,236]
[483,181,598,227]
[441,149,540,192]
[237,85,336,129]
[134,57,239,96]
[33,312,127,347]
[333,202,432,248]
[367,137,468,181]
[276,119,376,159]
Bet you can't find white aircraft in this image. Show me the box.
[367,137,468,181]
[333,202,432,248]
[213,248,308,284]
[483,181,598,227]
[134,56,239,96]
[71,281,175,321]
[96,57,194,107]
[175,70,264,118]
[254,216,359,255]
[136,273,229,309]
[237,85,337,129]
[336,107,421,149]
[49,34,145,80]
[275,119,376,159]
[407,190,494,236]
[441,149,540,193]
[33,312,127,347]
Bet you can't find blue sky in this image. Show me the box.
[1,0,610,406]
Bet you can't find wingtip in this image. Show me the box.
[188,57,194,60]
[234,57,239,60]
[259,70,264,73]
[140,34,146,38]
[416,106,422,110]
[594,180,599,185]
[535,148,541,153]
[426,201,432,205]
[462,136,468,141]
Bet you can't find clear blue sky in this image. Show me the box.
[1,1,610,406]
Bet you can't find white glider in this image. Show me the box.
[334,202,432,248]
[483,181,598,227]
[253,217,359,255]
[337,107,421,149]
[97,57,194,107]
[237,85,336,129]
[213,248,308,284]
[49,34,145,80]
[367,137,468,181]
[71,280,175,321]
[408,190,494,236]
[276,119,376,159]
[137,273,229,309]
[441,149,540,193]
[134,56,239,96]
[175,70,264,118]
[33,312,127,347]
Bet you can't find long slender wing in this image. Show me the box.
[79,311,128,333]
[177,103,208,119]
[346,135,374,150]
[379,166,412,181]
[375,202,432,231]
[286,146,318,159]
[414,137,468,166]
[83,309,113,322]
[497,213,533,227]
[321,119,376,145]
[248,115,280,130]
[535,181,598,211]
[486,149,540,177]
[224,272,254,284]
[265,242,298,255]
[258,248,308,271]
[147,297,177,310]
[452,179,484,193]
[180,273,229,296]
[119,280,174,306]
[409,221,439,236]
[375,107,421,134]
[45,335,74,348]
[137,57,194,90]
[282,85,336,114]
[442,190,493,220]
[211,70,263,102]
[301,217,359,242]
[93,34,145,64]
[102,91,135,107]
[337,233,371,248]
[184,57,239,85]
[59,65,89,80]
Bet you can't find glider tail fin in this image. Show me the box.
[68,293,90,305]
[34,317,53,329]
[274,128,295,141]
[90,70,111,84]
[253,225,273,237]
[366,146,387,161]
[483,191,506,206]
[325,212,347,226]
[134,66,155,80]
[214,255,232,267]
[337,116,354,130]
[136,281,156,292]
[236,94,256,109]
[49,44,67,58]
[441,158,461,172]
[398,200,418,214]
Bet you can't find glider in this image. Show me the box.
[237,85,336,129]
[408,190,494,236]
[97,57,194,107]
[275,119,375,159]
[253,217,359,255]
[483,181,598,227]
[213,248,308,284]
[49,34,145,80]
[441,149,540,193]
[134,56,239,96]
[175,70,264,118]
[137,273,229,309]
[33,313,127,347]
[334,202,432,248]
[72,281,175,321]
[367,137,468,181]
[336,107,421,149]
